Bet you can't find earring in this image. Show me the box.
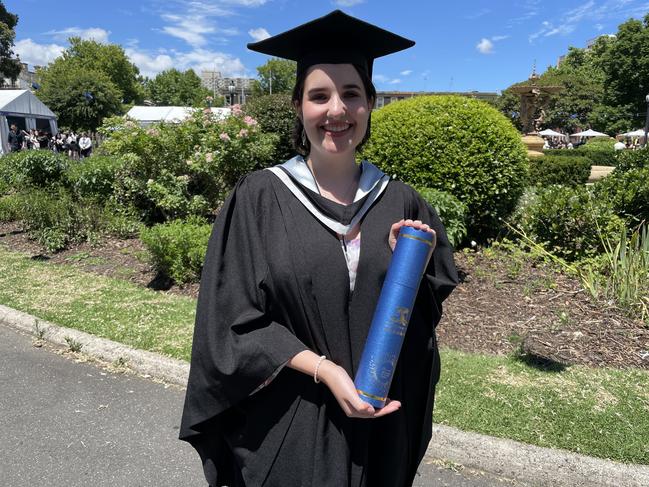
[301,128,307,147]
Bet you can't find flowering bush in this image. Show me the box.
[98,108,278,223]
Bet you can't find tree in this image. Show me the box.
[144,69,213,106]
[497,42,610,133]
[597,15,649,132]
[57,37,143,103]
[244,93,296,161]
[0,2,21,86]
[37,64,122,131]
[251,58,296,96]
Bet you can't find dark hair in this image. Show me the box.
[291,63,377,156]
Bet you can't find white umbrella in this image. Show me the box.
[621,129,646,137]
[570,128,608,137]
[538,129,567,138]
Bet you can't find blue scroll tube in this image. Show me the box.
[354,226,435,408]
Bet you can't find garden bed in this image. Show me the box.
[1,221,647,370]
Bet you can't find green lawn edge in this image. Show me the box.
[1,245,648,464]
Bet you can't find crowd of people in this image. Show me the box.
[543,137,575,149]
[543,136,645,150]
[7,124,93,159]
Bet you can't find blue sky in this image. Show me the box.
[8,0,649,93]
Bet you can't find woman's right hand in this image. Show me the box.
[318,361,401,419]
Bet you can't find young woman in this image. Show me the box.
[180,10,458,487]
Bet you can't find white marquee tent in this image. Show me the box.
[126,106,231,126]
[0,90,58,154]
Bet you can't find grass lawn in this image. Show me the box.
[1,245,648,464]
[435,349,649,464]
[0,246,195,361]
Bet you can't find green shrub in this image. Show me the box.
[529,155,591,186]
[140,217,211,283]
[545,142,616,166]
[99,110,278,223]
[516,185,624,261]
[594,167,649,226]
[8,187,105,252]
[101,200,143,239]
[244,93,296,162]
[66,155,124,200]
[583,136,616,150]
[415,187,467,247]
[0,194,20,222]
[614,147,649,172]
[577,139,616,166]
[362,95,528,239]
[6,187,131,252]
[0,151,69,189]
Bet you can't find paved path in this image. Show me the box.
[0,324,519,487]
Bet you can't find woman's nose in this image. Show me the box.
[327,94,346,118]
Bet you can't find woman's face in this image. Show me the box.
[298,63,373,158]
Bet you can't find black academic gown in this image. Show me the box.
[180,163,458,487]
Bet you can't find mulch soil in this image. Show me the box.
[1,221,648,370]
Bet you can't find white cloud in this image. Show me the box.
[465,8,491,20]
[491,35,509,41]
[222,0,268,5]
[248,27,270,42]
[400,70,412,76]
[545,24,576,36]
[564,0,596,23]
[527,0,649,44]
[45,27,111,43]
[126,46,246,78]
[14,29,247,81]
[125,49,175,78]
[14,38,65,68]
[508,0,541,26]
[161,13,238,47]
[373,74,388,83]
[388,78,402,84]
[333,0,365,6]
[529,20,551,42]
[476,38,494,54]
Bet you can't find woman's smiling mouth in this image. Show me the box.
[321,122,352,136]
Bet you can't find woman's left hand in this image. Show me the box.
[388,219,437,252]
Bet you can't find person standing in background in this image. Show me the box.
[8,124,23,152]
[79,133,92,158]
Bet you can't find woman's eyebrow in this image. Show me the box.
[306,87,328,95]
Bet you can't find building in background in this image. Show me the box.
[557,34,616,66]
[375,90,498,109]
[201,71,254,105]
[2,63,39,91]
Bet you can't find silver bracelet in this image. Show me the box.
[313,355,327,383]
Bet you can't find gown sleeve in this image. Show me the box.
[180,174,308,441]
[409,189,459,308]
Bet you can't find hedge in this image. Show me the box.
[529,155,592,187]
[363,95,528,239]
[140,218,211,283]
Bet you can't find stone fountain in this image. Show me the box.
[510,68,562,158]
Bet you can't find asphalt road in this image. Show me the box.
[0,324,521,487]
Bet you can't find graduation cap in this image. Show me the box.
[247,10,414,79]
